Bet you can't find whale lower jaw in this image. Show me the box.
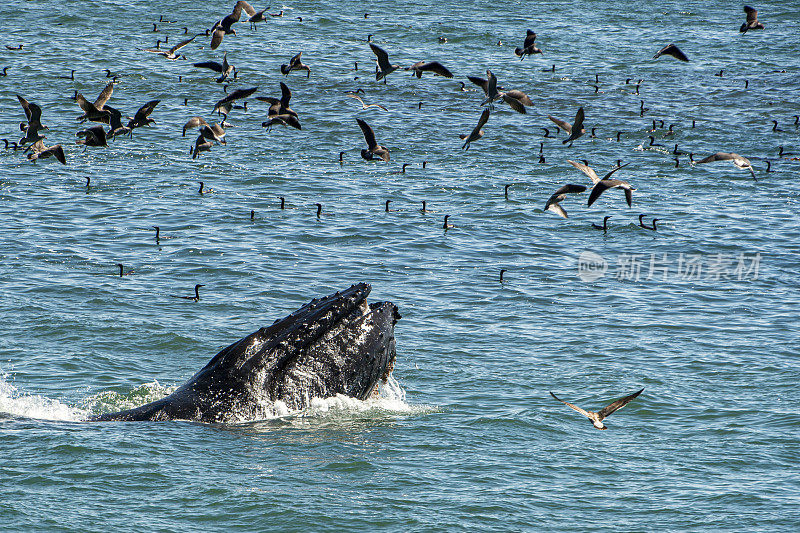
[91,283,399,423]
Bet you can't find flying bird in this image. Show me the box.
[143,34,197,60]
[256,82,298,119]
[194,52,234,82]
[356,118,390,161]
[210,1,256,49]
[740,6,764,33]
[280,52,311,77]
[76,125,108,148]
[213,86,258,114]
[543,184,587,218]
[479,70,531,113]
[695,152,756,179]
[369,42,400,81]
[346,93,388,111]
[460,107,490,150]
[126,100,160,130]
[405,61,453,78]
[549,107,585,144]
[514,30,543,59]
[652,43,689,62]
[25,140,66,165]
[183,116,208,136]
[550,388,644,430]
[75,81,114,123]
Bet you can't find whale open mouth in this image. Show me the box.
[92,283,400,423]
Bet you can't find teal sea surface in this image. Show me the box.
[1,0,799,530]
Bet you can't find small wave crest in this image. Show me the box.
[0,373,88,422]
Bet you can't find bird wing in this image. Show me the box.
[597,388,644,420]
[601,162,630,180]
[356,118,378,150]
[289,51,302,67]
[16,94,34,121]
[662,44,689,61]
[572,107,585,131]
[133,100,160,120]
[504,90,533,106]
[194,61,224,72]
[486,70,498,99]
[369,42,392,71]
[49,144,66,165]
[256,96,280,105]
[587,180,614,206]
[280,82,292,106]
[347,94,365,106]
[697,152,733,164]
[106,106,124,129]
[475,107,491,130]
[567,159,599,183]
[75,93,97,114]
[546,202,568,218]
[419,61,453,78]
[744,5,758,24]
[94,82,114,108]
[210,28,225,50]
[236,0,256,17]
[467,76,489,95]
[503,95,526,114]
[523,30,537,48]
[549,115,572,133]
[169,34,197,54]
[550,392,592,419]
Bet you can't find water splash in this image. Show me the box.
[0,373,88,421]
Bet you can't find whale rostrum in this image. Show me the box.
[92,283,400,423]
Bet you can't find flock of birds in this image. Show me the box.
[1,3,795,428]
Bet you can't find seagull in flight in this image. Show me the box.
[550,388,644,430]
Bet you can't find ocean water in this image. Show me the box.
[1,0,799,530]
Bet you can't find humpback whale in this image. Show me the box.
[92,283,400,423]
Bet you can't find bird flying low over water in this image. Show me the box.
[588,177,636,207]
[76,125,108,148]
[740,6,764,33]
[550,388,644,430]
[16,94,48,145]
[478,70,533,113]
[369,42,400,81]
[75,82,114,123]
[194,52,234,83]
[549,107,585,144]
[347,93,388,111]
[356,118,390,161]
[281,52,311,77]
[126,100,160,131]
[543,184,587,218]
[514,29,543,59]
[405,61,453,78]
[256,82,300,129]
[460,107,490,150]
[210,1,257,49]
[143,34,196,60]
[653,43,689,62]
[696,152,757,179]
[25,140,66,165]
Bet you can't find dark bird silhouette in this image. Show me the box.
[281,52,311,78]
[75,82,114,123]
[544,184,587,218]
[16,95,48,145]
[592,215,611,231]
[190,133,213,159]
[550,388,644,430]
[173,284,204,301]
[76,125,108,148]
[460,108,490,150]
[126,100,160,131]
[369,42,400,81]
[405,61,453,78]
[25,140,66,165]
[639,214,658,230]
[256,82,297,119]
[194,52,234,82]
[652,43,689,61]
[549,107,585,144]
[477,70,532,113]
[210,1,256,49]
[356,118,390,161]
[514,29,543,59]
[443,215,455,230]
[740,6,764,33]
